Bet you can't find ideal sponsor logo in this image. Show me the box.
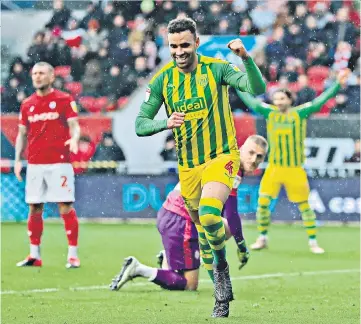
[173,97,206,113]
[28,112,60,123]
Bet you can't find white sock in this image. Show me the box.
[68,246,78,259]
[30,244,40,259]
[260,234,268,240]
[136,263,157,279]
[309,239,317,246]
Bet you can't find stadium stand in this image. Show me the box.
[1,0,359,116]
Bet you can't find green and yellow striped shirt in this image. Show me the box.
[135,54,266,168]
[237,82,341,167]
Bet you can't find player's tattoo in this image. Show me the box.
[15,126,27,162]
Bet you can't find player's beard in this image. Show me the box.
[36,83,52,92]
[174,52,196,71]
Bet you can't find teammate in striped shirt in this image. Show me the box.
[110,136,268,293]
[135,18,266,317]
[236,69,350,254]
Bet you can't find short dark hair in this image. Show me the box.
[273,88,293,103]
[167,18,197,38]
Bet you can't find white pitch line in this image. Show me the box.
[1,269,359,296]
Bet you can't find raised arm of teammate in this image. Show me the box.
[296,69,350,119]
[224,39,266,95]
[236,90,273,118]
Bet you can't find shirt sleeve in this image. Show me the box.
[222,58,266,95]
[236,91,273,118]
[296,82,341,119]
[19,103,28,127]
[135,76,168,137]
[64,95,78,120]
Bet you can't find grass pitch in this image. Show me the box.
[1,223,360,324]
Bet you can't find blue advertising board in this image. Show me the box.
[1,174,359,222]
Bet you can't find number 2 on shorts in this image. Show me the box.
[61,176,68,187]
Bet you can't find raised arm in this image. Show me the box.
[236,91,273,118]
[296,69,350,119]
[223,39,266,95]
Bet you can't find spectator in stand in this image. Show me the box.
[284,23,309,60]
[156,1,177,25]
[101,1,117,31]
[27,32,47,66]
[160,134,177,162]
[329,7,357,46]
[280,58,300,82]
[79,1,104,30]
[6,58,31,94]
[81,59,102,96]
[2,78,26,114]
[306,15,327,44]
[92,132,126,173]
[293,3,308,27]
[110,40,133,68]
[265,27,286,69]
[144,39,158,70]
[186,0,206,34]
[71,44,88,82]
[214,18,238,36]
[332,41,352,72]
[70,135,96,175]
[102,65,126,99]
[295,75,316,105]
[204,3,224,35]
[133,56,151,86]
[239,17,259,36]
[307,42,332,67]
[128,15,147,47]
[46,37,72,67]
[97,46,111,73]
[107,14,129,53]
[82,19,107,55]
[313,2,334,30]
[45,0,71,30]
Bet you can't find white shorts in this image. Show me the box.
[25,163,75,204]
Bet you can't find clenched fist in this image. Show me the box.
[167,112,185,129]
[227,39,249,60]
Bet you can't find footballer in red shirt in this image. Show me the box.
[14,62,81,269]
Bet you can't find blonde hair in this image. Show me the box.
[246,135,268,152]
[33,62,54,74]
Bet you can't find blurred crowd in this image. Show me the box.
[1,0,360,115]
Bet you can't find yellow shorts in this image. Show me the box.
[179,151,240,211]
[259,165,310,203]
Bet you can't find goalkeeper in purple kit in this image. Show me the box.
[110,136,268,292]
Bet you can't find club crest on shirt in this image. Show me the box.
[49,101,57,109]
[197,74,208,87]
[29,106,35,112]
